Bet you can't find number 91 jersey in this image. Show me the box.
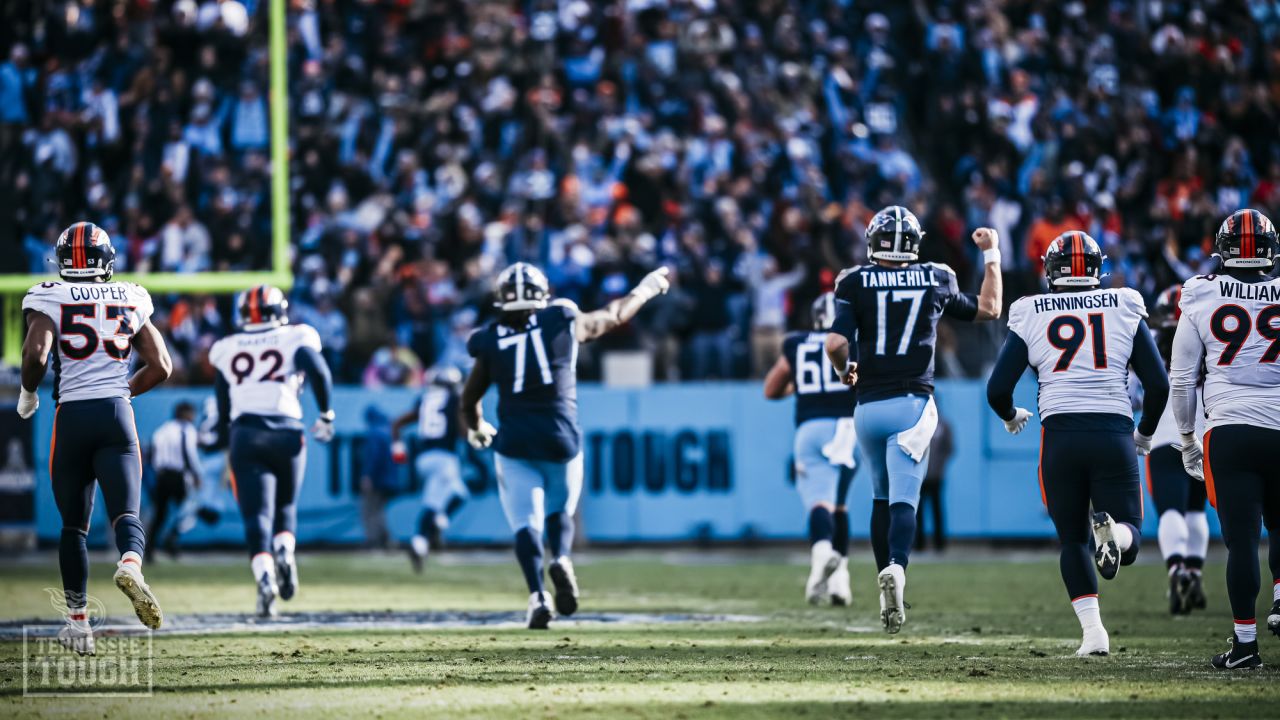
[23,281,154,404]
[1006,287,1147,420]
[209,324,322,422]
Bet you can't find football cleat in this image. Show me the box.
[1268,600,1280,638]
[828,556,852,607]
[1092,512,1120,581]
[113,561,162,630]
[878,563,906,634]
[275,546,298,601]
[408,535,429,574]
[1076,627,1110,657]
[1187,572,1207,611]
[256,572,279,619]
[1212,636,1262,670]
[57,621,95,657]
[548,557,580,617]
[526,591,553,630]
[1168,569,1191,615]
[805,541,840,605]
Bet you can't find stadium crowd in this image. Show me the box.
[2,0,1279,384]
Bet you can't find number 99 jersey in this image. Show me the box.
[209,324,323,422]
[1173,274,1280,429]
[1006,287,1147,420]
[23,281,154,403]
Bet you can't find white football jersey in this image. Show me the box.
[1171,274,1280,430]
[209,324,322,421]
[1151,389,1204,448]
[22,281,155,404]
[1007,287,1148,420]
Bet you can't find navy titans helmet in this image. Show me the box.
[866,206,924,263]
[56,222,116,282]
[810,292,837,331]
[494,262,550,311]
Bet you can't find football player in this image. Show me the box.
[764,292,858,605]
[826,207,1003,633]
[1170,209,1280,670]
[1146,285,1210,614]
[209,286,335,618]
[19,222,173,654]
[391,367,467,572]
[462,262,669,629]
[987,231,1168,657]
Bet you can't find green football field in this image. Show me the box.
[0,548,1277,718]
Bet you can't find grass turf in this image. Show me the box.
[0,549,1277,718]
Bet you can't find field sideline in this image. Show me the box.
[1,548,1277,718]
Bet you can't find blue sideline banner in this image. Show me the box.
[30,379,1218,546]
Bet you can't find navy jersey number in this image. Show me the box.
[498,328,552,393]
[1210,304,1280,365]
[1047,314,1107,371]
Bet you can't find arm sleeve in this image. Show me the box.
[295,345,333,414]
[1129,320,1169,437]
[939,268,979,321]
[1168,311,1206,435]
[214,373,231,447]
[830,277,858,343]
[986,333,1029,422]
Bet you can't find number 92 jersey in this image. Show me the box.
[209,324,322,422]
[1006,288,1147,420]
[1173,274,1280,429]
[23,281,154,404]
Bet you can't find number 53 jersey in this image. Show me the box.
[23,281,155,403]
[210,324,323,422]
[1173,274,1280,430]
[1006,287,1147,420]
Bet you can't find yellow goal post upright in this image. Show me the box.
[0,0,293,366]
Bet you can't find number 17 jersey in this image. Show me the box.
[1006,288,1147,420]
[209,324,322,422]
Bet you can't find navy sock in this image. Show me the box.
[870,500,890,571]
[113,513,146,558]
[808,506,834,546]
[444,495,465,517]
[1166,554,1184,571]
[514,528,545,594]
[418,510,440,546]
[832,508,850,557]
[887,502,916,568]
[1119,522,1141,566]
[546,512,575,559]
[1185,556,1204,571]
[59,528,89,607]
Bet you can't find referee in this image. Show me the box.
[148,402,201,559]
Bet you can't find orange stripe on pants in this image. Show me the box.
[1038,427,1048,508]
[48,405,59,480]
[1202,429,1217,508]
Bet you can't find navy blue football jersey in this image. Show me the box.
[467,302,580,462]
[831,263,979,403]
[414,382,461,452]
[782,331,855,425]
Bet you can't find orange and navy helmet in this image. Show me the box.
[1151,284,1182,330]
[1214,208,1277,269]
[55,222,116,282]
[1043,230,1104,291]
[234,285,289,331]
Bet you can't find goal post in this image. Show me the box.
[1,0,292,365]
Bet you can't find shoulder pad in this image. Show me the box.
[550,298,580,314]
[929,263,957,277]
[834,266,861,286]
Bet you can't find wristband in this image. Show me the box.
[318,410,336,422]
[982,247,1002,267]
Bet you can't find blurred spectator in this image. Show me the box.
[359,405,397,550]
[916,413,953,552]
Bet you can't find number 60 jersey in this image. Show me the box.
[1006,287,1148,419]
[209,323,323,422]
[23,281,154,403]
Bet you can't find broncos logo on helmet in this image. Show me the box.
[55,222,116,282]
[494,262,550,312]
[235,285,289,331]
[1043,230,1104,291]
[1215,208,1277,268]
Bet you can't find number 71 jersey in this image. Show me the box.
[209,324,322,421]
[23,281,154,403]
[1006,287,1147,420]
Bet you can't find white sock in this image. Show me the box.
[251,552,276,582]
[1185,511,1209,559]
[1235,620,1257,644]
[272,532,296,555]
[1157,510,1188,562]
[411,535,429,556]
[811,539,833,558]
[67,604,88,625]
[1273,580,1280,603]
[1111,522,1133,553]
[1072,595,1103,633]
[120,550,143,568]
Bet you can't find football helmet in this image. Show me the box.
[424,366,463,388]
[1151,285,1182,330]
[235,285,289,331]
[55,222,116,282]
[1043,230,1104,290]
[494,262,550,311]
[811,292,837,331]
[866,206,924,263]
[1214,208,1277,268]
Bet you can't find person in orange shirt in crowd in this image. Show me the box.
[1025,196,1083,277]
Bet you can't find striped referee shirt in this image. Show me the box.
[151,419,200,476]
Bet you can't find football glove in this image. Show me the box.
[467,420,498,449]
[311,411,336,443]
[1178,431,1204,481]
[1003,407,1033,435]
[1134,430,1153,456]
[391,441,408,464]
[839,361,858,387]
[16,388,38,420]
[630,267,671,302]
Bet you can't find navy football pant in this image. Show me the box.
[50,398,146,606]
[1039,426,1143,600]
[229,423,305,558]
[1204,425,1280,624]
